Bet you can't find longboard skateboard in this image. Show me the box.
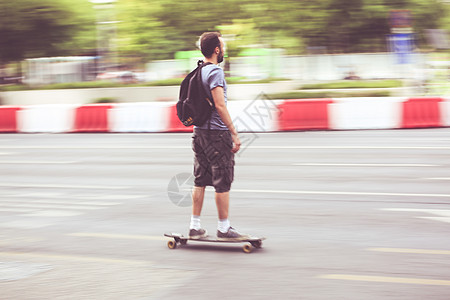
[164,232,266,253]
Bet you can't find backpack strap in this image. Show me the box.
[198,60,214,135]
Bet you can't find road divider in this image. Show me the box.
[0,106,21,133]
[73,104,113,133]
[18,104,76,133]
[3,97,450,133]
[278,99,332,131]
[109,102,171,133]
[401,97,443,128]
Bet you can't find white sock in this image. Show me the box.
[218,219,230,233]
[190,215,201,230]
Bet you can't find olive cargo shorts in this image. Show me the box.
[192,128,235,193]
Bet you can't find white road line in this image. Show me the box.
[9,192,65,198]
[368,248,450,255]
[382,208,450,216]
[426,178,450,180]
[0,252,151,265]
[69,232,166,241]
[0,183,130,190]
[73,195,145,200]
[1,200,121,206]
[319,274,450,286]
[0,160,78,164]
[251,146,450,150]
[420,217,450,224]
[0,208,37,213]
[21,210,83,217]
[6,193,144,200]
[293,163,437,167]
[0,220,54,229]
[1,145,450,150]
[0,203,102,210]
[381,208,450,224]
[0,145,189,149]
[233,189,450,198]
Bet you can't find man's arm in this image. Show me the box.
[211,86,241,153]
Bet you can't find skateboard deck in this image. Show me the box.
[164,232,266,253]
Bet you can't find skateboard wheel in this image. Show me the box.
[180,239,187,245]
[251,240,262,248]
[167,240,177,249]
[243,244,253,253]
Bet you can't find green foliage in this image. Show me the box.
[301,80,403,89]
[1,0,449,65]
[0,77,292,91]
[268,90,391,99]
[0,0,96,64]
[114,0,449,60]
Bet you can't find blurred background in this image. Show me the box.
[0,0,449,103]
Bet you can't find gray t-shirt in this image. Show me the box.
[194,64,227,130]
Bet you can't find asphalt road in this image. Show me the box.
[1,129,450,299]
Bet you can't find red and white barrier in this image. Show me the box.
[228,100,280,132]
[1,97,449,133]
[277,99,332,131]
[401,97,444,128]
[18,104,76,133]
[73,104,113,133]
[442,97,450,127]
[109,102,171,133]
[0,106,21,133]
[329,97,403,130]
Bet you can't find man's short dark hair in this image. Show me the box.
[200,32,221,58]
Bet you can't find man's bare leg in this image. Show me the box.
[189,186,207,238]
[192,186,206,216]
[216,191,231,234]
[215,191,229,220]
[216,191,249,240]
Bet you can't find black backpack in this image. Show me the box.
[177,60,214,127]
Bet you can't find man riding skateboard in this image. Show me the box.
[189,32,249,242]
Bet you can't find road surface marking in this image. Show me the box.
[233,189,450,198]
[6,193,144,200]
[251,146,450,150]
[382,208,450,224]
[0,208,37,213]
[319,274,450,286]
[294,163,437,167]
[21,210,82,217]
[73,194,145,200]
[9,192,64,198]
[0,160,78,164]
[368,248,450,255]
[1,145,450,150]
[426,178,450,180]
[1,203,102,210]
[0,183,130,190]
[69,232,166,241]
[1,199,121,206]
[0,220,54,229]
[0,252,150,265]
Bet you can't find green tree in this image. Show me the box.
[116,0,245,61]
[0,0,96,64]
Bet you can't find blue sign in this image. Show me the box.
[388,33,415,64]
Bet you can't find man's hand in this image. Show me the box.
[231,133,241,153]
